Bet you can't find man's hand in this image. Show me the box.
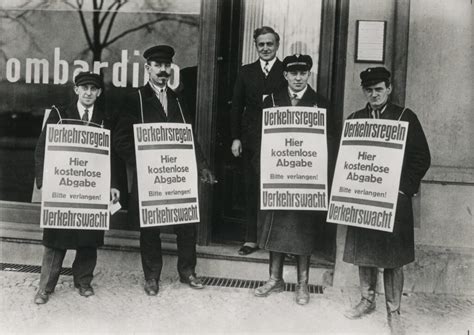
[110,188,120,203]
[200,168,217,184]
[231,139,242,157]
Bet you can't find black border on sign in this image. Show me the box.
[355,20,386,63]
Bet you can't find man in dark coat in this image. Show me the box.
[34,72,120,304]
[113,45,215,296]
[255,54,331,305]
[343,67,430,332]
[230,26,286,255]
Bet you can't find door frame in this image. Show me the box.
[194,0,350,245]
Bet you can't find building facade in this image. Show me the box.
[0,0,472,294]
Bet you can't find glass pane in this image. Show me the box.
[242,0,323,89]
[0,0,201,202]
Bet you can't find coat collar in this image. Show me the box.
[362,102,400,119]
[138,83,183,123]
[251,58,283,77]
[271,85,319,107]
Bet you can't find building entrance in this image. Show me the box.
[210,0,340,263]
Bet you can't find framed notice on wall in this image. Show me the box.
[355,20,386,63]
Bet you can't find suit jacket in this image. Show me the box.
[113,83,207,228]
[343,102,431,268]
[258,85,330,255]
[34,102,112,249]
[230,59,286,148]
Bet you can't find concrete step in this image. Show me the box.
[0,221,334,286]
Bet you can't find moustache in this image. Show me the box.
[157,72,171,78]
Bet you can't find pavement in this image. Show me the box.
[1,269,473,335]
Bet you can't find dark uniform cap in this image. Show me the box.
[283,54,313,71]
[143,45,175,63]
[74,72,103,88]
[360,67,391,87]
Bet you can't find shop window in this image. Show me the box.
[0,1,201,204]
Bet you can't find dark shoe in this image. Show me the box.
[144,279,159,296]
[180,274,204,289]
[254,279,285,297]
[34,290,49,305]
[238,245,259,256]
[388,311,405,335]
[78,285,95,297]
[295,283,310,305]
[344,298,376,319]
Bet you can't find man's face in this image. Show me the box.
[362,81,391,109]
[74,84,101,108]
[255,33,279,62]
[145,61,172,87]
[284,70,310,93]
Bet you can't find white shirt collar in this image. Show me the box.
[260,57,277,73]
[288,85,308,100]
[77,102,94,120]
[149,81,167,95]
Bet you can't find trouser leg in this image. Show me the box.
[383,267,404,314]
[359,266,378,302]
[296,255,310,305]
[243,151,258,244]
[140,227,163,281]
[270,251,284,280]
[296,255,310,284]
[344,266,378,319]
[175,224,197,279]
[38,246,66,293]
[72,247,97,287]
[255,251,285,297]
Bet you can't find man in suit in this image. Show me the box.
[256,54,331,305]
[113,45,215,296]
[34,72,120,304]
[230,26,286,255]
[343,67,430,334]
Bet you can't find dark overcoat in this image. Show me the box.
[35,103,111,249]
[113,83,206,228]
[258,85,331,255]
[230,59,286,162]
[343,103,431,268]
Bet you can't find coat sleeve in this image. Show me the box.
[34,108,62,189]
[262,94,273,109]
[230,69,246,140]
[399,110,431,196]
[113,94,140,166]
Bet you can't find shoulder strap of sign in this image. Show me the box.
[138,89,144,123]
[52,105,63,124]
[398,108,407,121]
[271,93,275,107]
[176,98,187,123]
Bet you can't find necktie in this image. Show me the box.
[158,89,167,116]
[82,109,89,122]
[263,61,270,77]
[371,109,380,119]
[291,94,299,106]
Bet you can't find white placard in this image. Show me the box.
[41,124,111,230]
[260,106,328,211]
[134,123,199,227]
[327,119,408,232]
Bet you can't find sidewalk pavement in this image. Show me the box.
[1,269,472,335]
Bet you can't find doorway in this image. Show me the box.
[210,0,347,263]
